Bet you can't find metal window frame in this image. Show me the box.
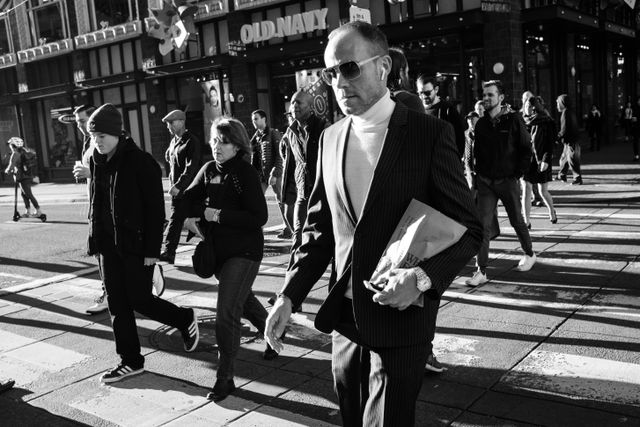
[89,0,137,31]
[0,14,13,54]
[27,0,69,45]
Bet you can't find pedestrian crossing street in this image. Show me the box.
[2,272,639,425]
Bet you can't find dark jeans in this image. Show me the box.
[215,257,267,380]
[476,176,533,269]
[288,196,308,266]
[101,247,192,368]
[18,179,39,210]
[163,197,187,254]
[332,299,428,426]
[558,143,581,179]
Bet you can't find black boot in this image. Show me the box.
[206,378,236,402]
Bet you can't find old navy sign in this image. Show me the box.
[240,8,328,44]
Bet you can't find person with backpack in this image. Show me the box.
[4,137,44,218]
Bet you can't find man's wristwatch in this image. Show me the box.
[413,268,432,293]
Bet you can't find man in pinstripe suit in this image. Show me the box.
[265,21,482,426]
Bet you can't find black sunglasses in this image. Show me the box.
[321,55,380,85]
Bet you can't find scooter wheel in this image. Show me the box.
[40,214,47,222]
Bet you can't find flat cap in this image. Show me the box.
[162,109,186,123]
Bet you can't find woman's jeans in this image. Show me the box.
[215,257,266,380]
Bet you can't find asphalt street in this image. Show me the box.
[0,184,285,289]
[0,141,639,426]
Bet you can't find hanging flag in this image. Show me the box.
[624,0,636,9]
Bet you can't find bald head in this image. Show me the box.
[324,22,391,116]
[291,90,314,123]
[328,21,388,58]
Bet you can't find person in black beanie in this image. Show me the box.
[86,103,200,383]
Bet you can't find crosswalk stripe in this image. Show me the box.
[503,350,640,405]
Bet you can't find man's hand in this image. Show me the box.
[539,161,549,172]
[372,268,422,311]
[184,217,204,239]
[264,295,292,354]
[73,164,91,180]
[144,257,158,266]
[169,185,180,197]
[269,175,277,187]
[204,207,221,222]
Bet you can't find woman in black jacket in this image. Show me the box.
[87,104,199,384]
[521,96,557,226]
[184,117,273,402]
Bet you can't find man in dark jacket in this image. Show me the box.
[87,104,199,383]
[250,109,291,238]
[280,90,328,261]
[556,94,582,185]
[72,104,109,315]
[416,75,465,156]
[466,80,536,287]
[159,109,202,264]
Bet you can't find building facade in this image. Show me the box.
[0,0,637,181]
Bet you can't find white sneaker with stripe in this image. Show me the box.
[182,309,199,352]
[100,363,144,383]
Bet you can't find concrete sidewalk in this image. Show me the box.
[0,179,281,206]
[0,140,639,426]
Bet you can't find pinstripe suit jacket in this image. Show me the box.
[282,101,482,348]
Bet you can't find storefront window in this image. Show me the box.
[403,34,463,104]
[89,0,137,30]
[39,99,78,168]
[28,0,66,45]
[575,35,595,122]
[269,58,335,131]
[612,45,626,112]
[164,73,230,149]
[525,31,552,111]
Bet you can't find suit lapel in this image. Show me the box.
[335,118,358,226]
[359,103,408,222]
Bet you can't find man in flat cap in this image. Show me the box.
[160,109,202,264]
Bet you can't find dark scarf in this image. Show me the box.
[523,112,551,128]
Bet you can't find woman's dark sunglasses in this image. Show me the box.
[321,55,380,85]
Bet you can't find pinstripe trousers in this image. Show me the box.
[331,298,429,426]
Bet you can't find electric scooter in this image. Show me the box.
[12,181,46,222]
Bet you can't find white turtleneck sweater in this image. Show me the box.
[344,90,396,298]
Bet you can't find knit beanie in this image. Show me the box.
[87,103,122,136]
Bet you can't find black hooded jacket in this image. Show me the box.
[474,105,532,179]
[87,135,165,257]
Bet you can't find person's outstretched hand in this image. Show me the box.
[265,295,292,354]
